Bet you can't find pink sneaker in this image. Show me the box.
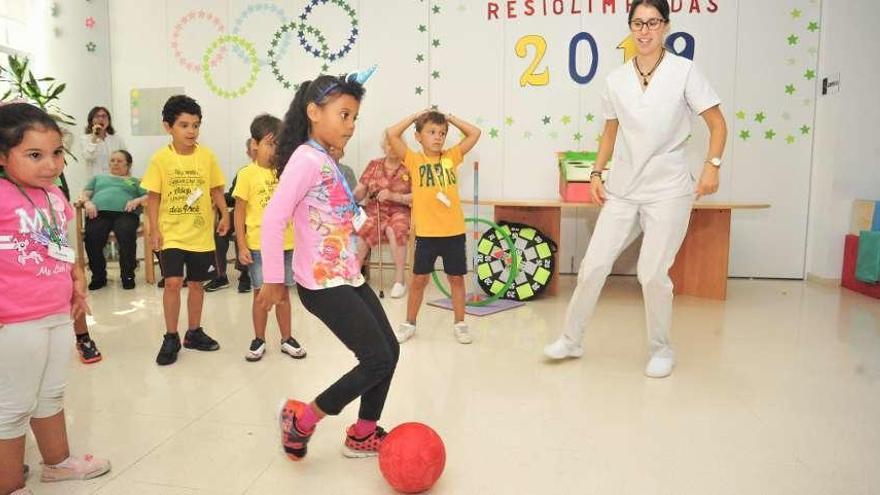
[279,399,315,461]
[342,425,387,458]
[40,454,111,482]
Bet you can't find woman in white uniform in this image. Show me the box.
[544,0,727,378]
[80,106,126,177]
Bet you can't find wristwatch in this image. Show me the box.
[706,157,722,168]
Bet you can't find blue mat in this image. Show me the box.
[427,294,525,316]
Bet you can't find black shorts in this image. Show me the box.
[413,234,467,276]
[158,249,219,282]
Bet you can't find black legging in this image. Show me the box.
[297,283,399,421]
[84,211,139,282]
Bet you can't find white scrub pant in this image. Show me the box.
[0,313,73,439]
[561,194,693,358]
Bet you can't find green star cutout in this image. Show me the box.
[785,84,796,95]
[523,131,532,139]
[754,112,766,123]
[322,64,329,72]
[418,24,426,33]
[432,38,440,48]
[739,130,751,140]
[790,9,802,19]
[432,5,440,14]
[573,132,583,141]
[416,53,425,63]
[736,110,746,120]
[561,115,572,125]
[489,128,499,138]
[585,113,595,122]
[431,70,440,79]
[505,117,514,126]
[787,34,799,45]
[800,125,811,135]
[786,135,796,144]
[765,129,776,140]
[541,116,551,125]
[807,22,819,32]
[804,69,815,80]
[415,86,423,95]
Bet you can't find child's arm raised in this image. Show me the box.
[446,113,482,155]
[211,186,230,236]
[386,109,429,160]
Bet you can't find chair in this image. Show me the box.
[74,203,155,285]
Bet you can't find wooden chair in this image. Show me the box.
[74,203,155,285]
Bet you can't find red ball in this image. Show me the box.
[379,423,446,494]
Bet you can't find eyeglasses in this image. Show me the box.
[629,18,666,31]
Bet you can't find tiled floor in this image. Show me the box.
[19,273,880,494]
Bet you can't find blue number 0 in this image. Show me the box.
[568,32,599,85]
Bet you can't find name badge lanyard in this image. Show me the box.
[306,139,359,215]
[4,178,65,247]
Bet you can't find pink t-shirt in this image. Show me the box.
[261,144,364,290]
[0,179,74,324]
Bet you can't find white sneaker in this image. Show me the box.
[453,322,473,344]
[543,336,583,360]
[389,282,406,299]
[396,322,416,343]
[644,355,675,378]
[281,337,307,359]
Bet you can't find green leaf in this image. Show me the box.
[50,83,66,98]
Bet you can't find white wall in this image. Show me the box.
[805,0,880,280]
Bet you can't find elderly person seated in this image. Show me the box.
[352,136,413,298]
[78,150,147,290]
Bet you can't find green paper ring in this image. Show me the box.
[431,217,520,307]
[268,21,330,91]
[202,35,260,99]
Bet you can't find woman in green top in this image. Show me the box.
[78,150,147,290]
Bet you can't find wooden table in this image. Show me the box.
[463,200,769,300]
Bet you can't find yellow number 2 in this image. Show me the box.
[515,35,550,87]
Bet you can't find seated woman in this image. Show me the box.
[353,136,413,298]
[78,150,147,290]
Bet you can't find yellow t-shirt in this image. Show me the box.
[404,145,465,237]
[232,162,294,251]
[141,144,225,252]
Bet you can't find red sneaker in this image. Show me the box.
[279,399,314,461]
[342,425,387,458]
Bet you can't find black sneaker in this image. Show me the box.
[183,327,220,351]
[245,337,266,362]
[122,278,136,290]
[76,338,103,364]
[88,278,107,290]
[237,274,252,293]
[156,333,181,365]
[203,277,230,292]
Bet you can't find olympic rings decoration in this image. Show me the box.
[431,217,521,307]
[171,10,228,73]
[231,3,292,67]
[202,35,260,99]
[297,0,358,62]
[268,21,330,91]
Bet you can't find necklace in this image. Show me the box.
[633,49,666,87]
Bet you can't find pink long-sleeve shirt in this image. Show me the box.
[260,144,364,290]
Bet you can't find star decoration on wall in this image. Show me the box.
[739,130,751,140]
[785,84,796,95]
[804,69,815,80]
[561,115,571,125]
[573,132,583,141]
[790,9,802,19]
[541,116,551,125]
[432,5,441,14]
[86,41,97,52]
[85,17,96,29]
[786,135,796,144]
[764,129,776,140]
[416,53,424,62]
[431,70,440,79]
[505,117,514,126]
[489,128,499,138]
[787,34,799,46]
[807,22,819,32]
[736,110,746,120]
[800,125,811,135]
[754,112,766,123]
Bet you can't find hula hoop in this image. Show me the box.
[431,217,520,307]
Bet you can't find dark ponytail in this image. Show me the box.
[274,74,365,178]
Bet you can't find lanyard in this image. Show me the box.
[3,178,64,246]
[306,140,359,212]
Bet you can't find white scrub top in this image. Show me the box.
[602,52,720,202]
[80,133,127,178]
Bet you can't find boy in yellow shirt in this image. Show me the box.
[143,95,229,366]
[386,110,481,344]
[233,114,306,362]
